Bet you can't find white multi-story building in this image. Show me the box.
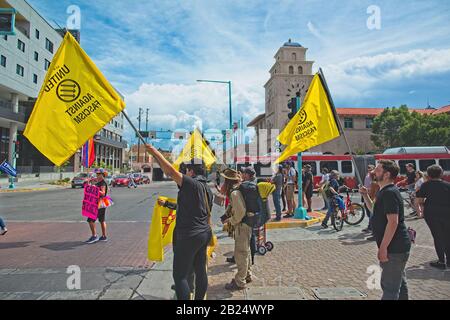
[0,0,126,177]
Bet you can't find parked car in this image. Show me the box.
[112,175,130,187]
[142,175,151,184]
[71,173,91,188]
[132,173,144,185]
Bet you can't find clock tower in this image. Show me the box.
[264,39,314,137]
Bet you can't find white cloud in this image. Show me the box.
[322,48,450,99]
[307,21,324,41]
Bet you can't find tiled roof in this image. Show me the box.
[432,105,450,114]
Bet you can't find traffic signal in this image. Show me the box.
[287,97,297,119]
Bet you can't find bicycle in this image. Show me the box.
[330,186,366,232]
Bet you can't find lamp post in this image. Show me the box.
[196,79,234,167]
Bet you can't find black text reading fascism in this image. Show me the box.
[293,120,317,141]
[44,65,103,125]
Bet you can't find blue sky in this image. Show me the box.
[27,0,450,149]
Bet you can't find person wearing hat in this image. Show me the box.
[145,144,213,300]
[221,168,254,291]
[85,168,109,244]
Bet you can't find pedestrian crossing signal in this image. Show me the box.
[287,98,297,119]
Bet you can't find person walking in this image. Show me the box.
[85,168,109,244]
[362,165,376,233]
[271,165,284,221]
[416,165,450,270]
[0,216,7,235]
[318,168,330,210]
[145,144,213,300]
[414,171,425,218]
[321,170,345,229]
[360,160,411,300]
[221,169,253,291]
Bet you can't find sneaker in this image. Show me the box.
[225,280,245,291]
[1,228,7,236]
[283,214,293,218]
[85,235,99,244]
[226,256,235,264]
[429,261,446,270]
[321,223,329,229]
[245,275,253,284]
[99,236,108,242]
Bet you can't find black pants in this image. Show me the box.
[424,212,450,264]
[173,230,212,300]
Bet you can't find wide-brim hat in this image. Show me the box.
[220,168,240,181]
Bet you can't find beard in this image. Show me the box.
[373,174,383,182]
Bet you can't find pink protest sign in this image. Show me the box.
[82,185,100,220]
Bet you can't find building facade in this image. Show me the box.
[0,0,66,175]
[248,40,450,155]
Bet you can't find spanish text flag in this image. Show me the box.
[173,128,216,170]
[24,32,125,166]
[148,197,177,262]
[276,71,341,163]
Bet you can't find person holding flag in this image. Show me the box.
[145,132,215,300]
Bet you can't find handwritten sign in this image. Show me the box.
[82,185,100,220]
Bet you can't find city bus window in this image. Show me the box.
[398,160,416,174]
[439,159,450,171]
[303,161,317,175]
[341,161,353,174]
[320,161,338,172]
[419,159,436,172]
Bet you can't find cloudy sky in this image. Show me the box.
[28,0,450,148]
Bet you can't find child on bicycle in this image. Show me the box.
[321,170,346,229]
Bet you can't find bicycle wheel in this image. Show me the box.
[331,208,344,232]
[345,203,365,225]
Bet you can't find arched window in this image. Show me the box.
[292,52,297,60]
[289,66,294,74]
[298,66,303,74]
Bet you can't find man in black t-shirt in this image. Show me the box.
[146,144,213,301]
[396,163,416,190]
[360,160,411,300]
[302,165,313,212]
[416,165,450,270]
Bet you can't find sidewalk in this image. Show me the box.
[0,181,69,193]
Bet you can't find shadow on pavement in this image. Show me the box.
[208,262,237,277]
[40,241,85,251]
[406,263,450,282]
[0,241,34,250]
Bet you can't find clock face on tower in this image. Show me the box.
[286,79,307,102]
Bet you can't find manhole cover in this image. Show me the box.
[246,287,307,300]
[312,287,367,300]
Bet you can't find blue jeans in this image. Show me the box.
[380,252,410,300]
[323,196,345,225]
[0,217,6,230]
[272,189,282,219]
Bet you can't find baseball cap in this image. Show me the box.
[241,166,256,176]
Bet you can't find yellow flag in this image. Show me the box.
[24,32,125,166]
[173,128,216,170]
[148,197,177,262]
[276,73,341,163]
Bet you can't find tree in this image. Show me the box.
[371,105,450,150]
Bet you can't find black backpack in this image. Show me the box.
[239,181,270,228]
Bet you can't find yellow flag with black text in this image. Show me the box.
[276,73,341,163]
[24,32,125,166]
[173,129,216,170]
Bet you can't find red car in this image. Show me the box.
[71,173,95,188]
[132,173,144,185]
[112,175,130,187]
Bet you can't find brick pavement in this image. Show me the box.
[207,217,450,300]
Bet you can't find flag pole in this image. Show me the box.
[121,111,151,154]
[318,68,363,186]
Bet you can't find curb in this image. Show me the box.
[0,188,50,193]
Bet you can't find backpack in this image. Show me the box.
[238,181,273,228]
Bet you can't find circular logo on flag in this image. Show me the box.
[298,110,307,125]
[56,79,81,102]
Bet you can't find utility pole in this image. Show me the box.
[137,108,142,170]
[146,108,149,163]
